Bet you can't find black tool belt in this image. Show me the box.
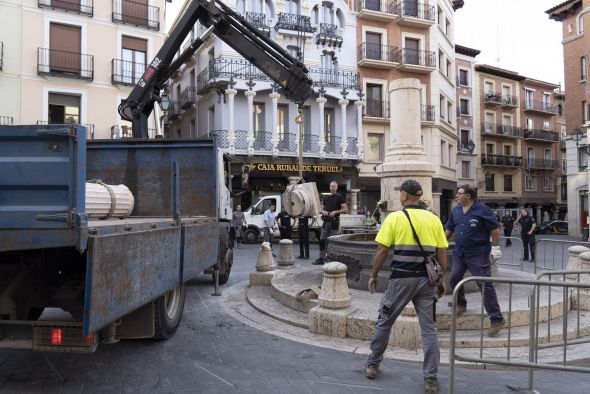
[389,267,427,279]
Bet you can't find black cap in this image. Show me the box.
[400,179,423,197]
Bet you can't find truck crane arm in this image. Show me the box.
[119,0,314,138]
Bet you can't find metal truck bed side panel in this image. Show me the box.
[86,139,217,218]
[182,221,219,281]
[84,226,181,334]
[0,125,87,252]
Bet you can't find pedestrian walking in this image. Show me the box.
[313,181,348,265]
[445,185,504,337]
[262,204,276,246]
[501,210,514,247]
[297,216,310,259]
[514,209,536,262]
[276,207,292,240]
[363,180,447,394]
[231,204,247,247]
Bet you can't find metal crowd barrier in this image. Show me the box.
[498,236,524,270]
[535,239,590,273]
[448,272,590,393]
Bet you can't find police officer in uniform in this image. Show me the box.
[298,216,310,259]
[514,209,537,261]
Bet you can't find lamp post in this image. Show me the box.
[572,128,590,240]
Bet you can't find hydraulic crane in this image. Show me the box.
[119,0,314,138]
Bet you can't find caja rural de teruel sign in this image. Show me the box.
[249,163,343,173]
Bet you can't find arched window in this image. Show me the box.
[284,0,300,14]
[250,0,274,18]
[335,9,345,29]
[311,6,319,25]
[322,2,334,24]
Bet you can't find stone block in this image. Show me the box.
[277,239,295,267]
[249,271,275,286]
[308,305,356,338]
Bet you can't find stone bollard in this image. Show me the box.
[277,239,295,267]
[566,246,590,280]
[576,251,590,311]
[308,262,355,338]
[249,242,276,286]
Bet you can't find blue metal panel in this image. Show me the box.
[84,226,181,334]
[182,221,219,281]
[86,139,217,218]
[0,125,87,252]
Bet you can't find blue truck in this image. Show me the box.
[0,124,234,351]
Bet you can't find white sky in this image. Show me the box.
[165,0,565,86]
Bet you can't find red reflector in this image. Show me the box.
[51,328,63,345]
[84,334,94,345]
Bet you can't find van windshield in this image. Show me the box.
[247,197,278,215]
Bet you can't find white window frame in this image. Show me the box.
[525,175,537,191]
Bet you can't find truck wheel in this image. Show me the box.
[243,228,259,244]
[213,242,233,285]
[153,284,186,340]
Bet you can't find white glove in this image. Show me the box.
[490,246,502,261]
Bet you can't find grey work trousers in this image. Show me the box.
[366,276,439,379]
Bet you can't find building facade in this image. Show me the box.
[0,0,168,138]
[548,0,590,235]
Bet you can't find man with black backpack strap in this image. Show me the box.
[363,180,447,394]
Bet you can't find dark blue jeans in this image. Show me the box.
[450,254,503,322]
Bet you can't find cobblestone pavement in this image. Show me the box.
[1,240,589,393]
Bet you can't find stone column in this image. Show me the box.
[277,239,295,267]
[432,192,442,216]
[270,92,280,156]
[339,99,349,158]
[575,251,590,310]
[317,97,327,158]
[566,245,590,280]
[348,189,360,214]
[226,88,237,154]
[355,100,364,159]
[245,90,256,154]
[376,78,435,213]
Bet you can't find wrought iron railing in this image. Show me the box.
[209,130,229,149]
[365,99,389,118]
[112,0,160,30]
[37,121,95,139]
[527,159,558,169]
[179,87,198,109]
[421,105,435,122]
[502,94,518,106]
[277,133,297,152]
[37,48,94,80]
[358,43,399,63]
[0,116,13,125]
[235,130,249,150]
[346,137,358,155]
[496,125,521,138]
[392,1,435,21]
[357,0,394,14]
[38,0,93,16]
[324,136,342,154]
[400,48,436,67]
[524,129,559,142]
[524,100,558,114]
[246,12,271,35]
[316,23,343,48]
[253,131,273,150]
[481,154,522,167]
[274,13,315,32]
[483,92,502,105]
[167,101,181,120]
[308,69,358,89]
[111,58,146,85]
[302,134,320,153]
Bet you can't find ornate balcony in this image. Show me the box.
[316,23,343,48]
[481,154,522,167]
[167,101,181,121]
[278,133,297,152]
[274,13,315,33]
[483,92,502,106]
[235,130,249,150]
[523,100,558,115]
[421,105,435,123]
[308,69,358,89]
[365,99,389,118]
[302,134,320,153]
[209,130,229,149]
[38,0,94,17]
[527,159,558,170]
[481,123,521,138]
[324,136,343,154]
[253,131,273,151]
[501,94,518,107]
[357,43,399,68]
[523,129,559,142]
[112,0,160,31]
[246,12,271,36]
[37,48,94,80]
[397,48,436,73]
[346,137,358,155]
[179,87,197,109]
[111,58,146,86]
[357,0,396,22]
[392,1,436,28]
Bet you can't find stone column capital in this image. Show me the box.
[269,92,281,100]
[338,99,349,106]
[316,97,327,105]
[355,100,364,108]
[245,90,257,98]
[225,88,237,96]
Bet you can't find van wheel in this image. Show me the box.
[153,284,186,340]
[213,242,233,284]
[243,228,259,244]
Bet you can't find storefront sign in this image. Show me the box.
[249,163,343,173]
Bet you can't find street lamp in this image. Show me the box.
[572,128,590,240]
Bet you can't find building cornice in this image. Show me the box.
[546,0,581,21]
[455,44,481,58]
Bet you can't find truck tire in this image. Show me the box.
[243,228,259,244]
[214,241,233,285]
[153,283,186,340]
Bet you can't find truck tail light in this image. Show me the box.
[34,324,98,353]
[51,328,63,345]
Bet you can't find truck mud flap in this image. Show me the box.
[181,221,219,281]
[84,227,181,335]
